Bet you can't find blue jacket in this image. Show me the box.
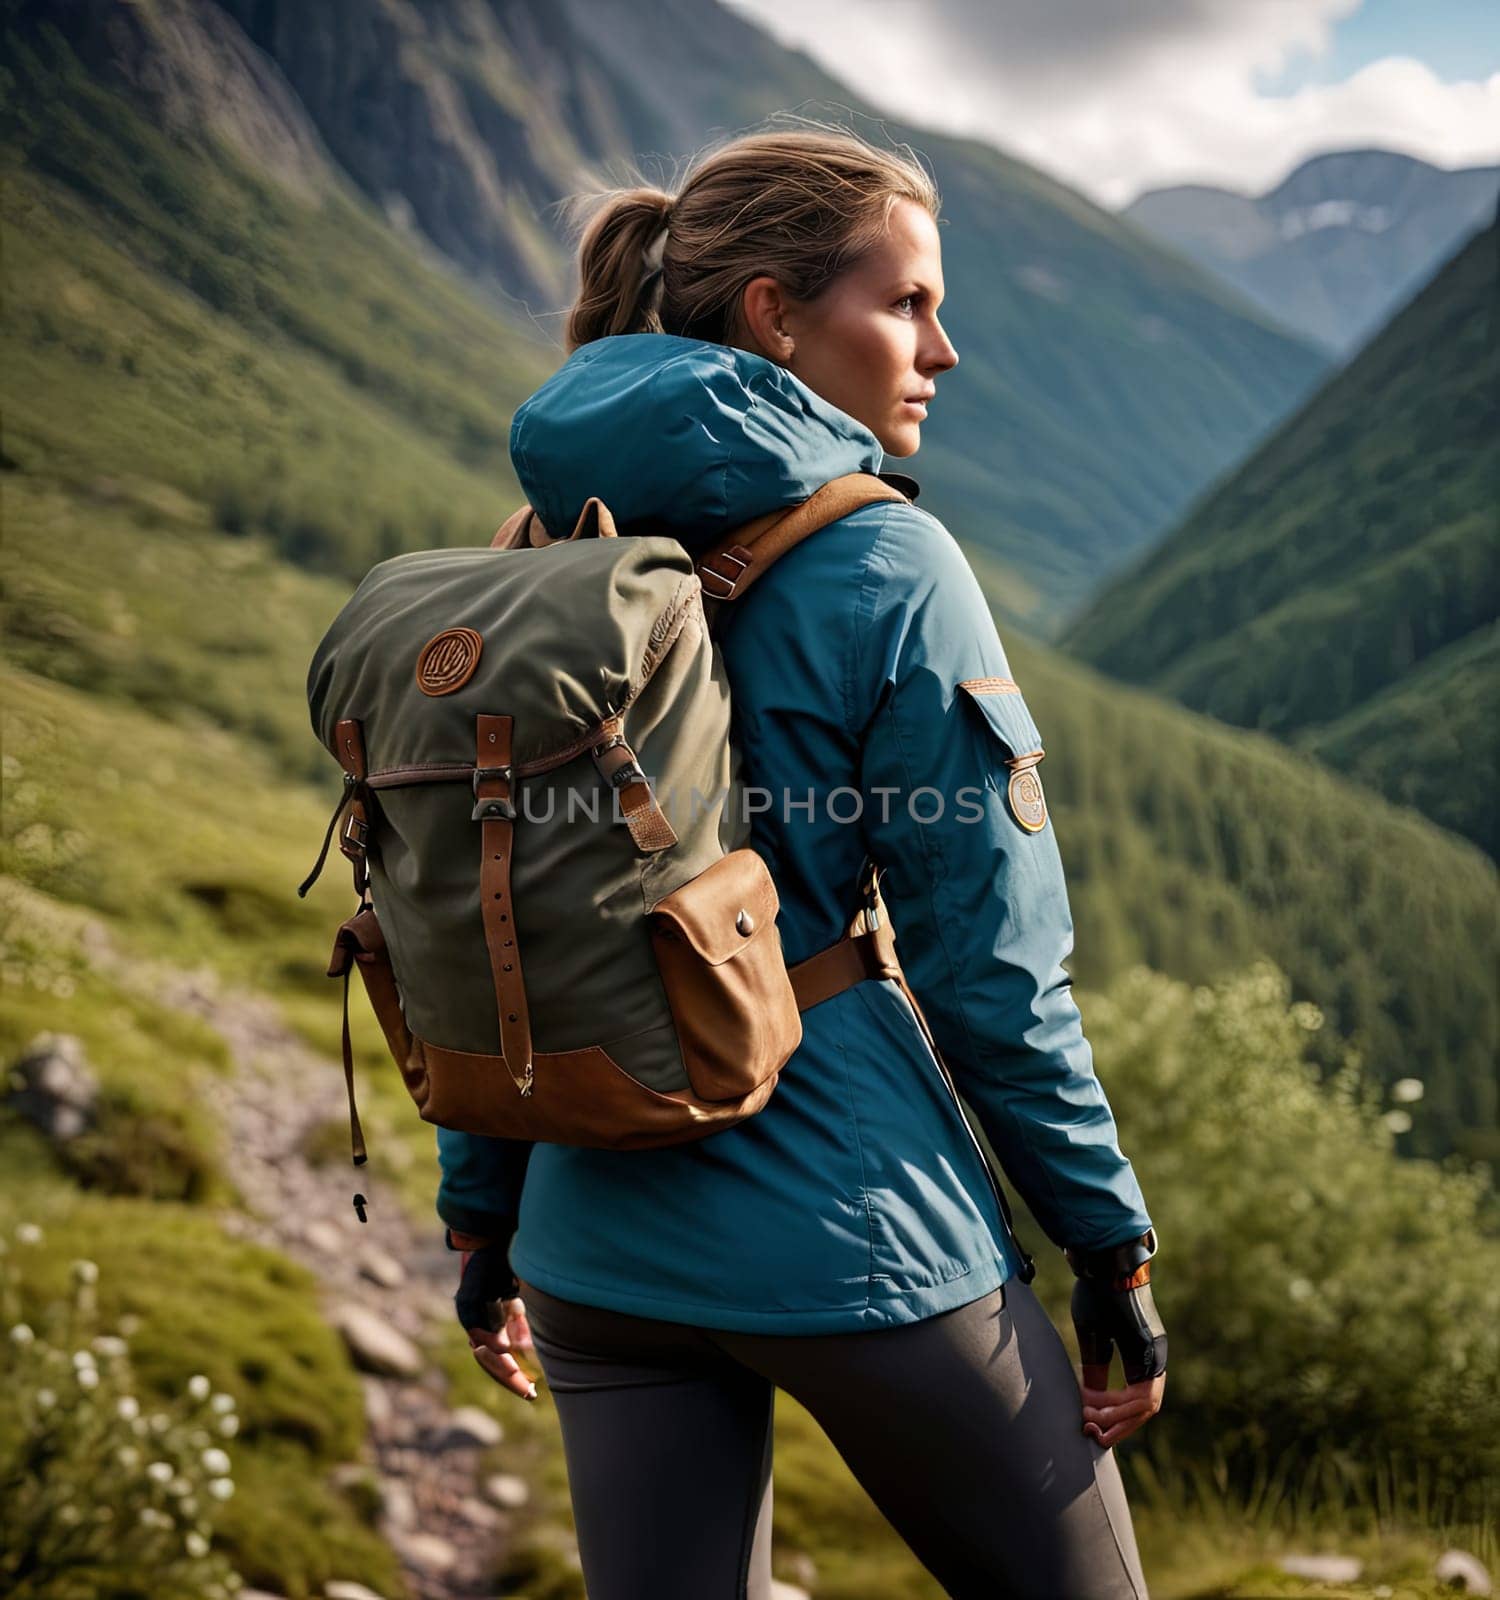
[436,332,1152,1333]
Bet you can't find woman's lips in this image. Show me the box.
[902,399,929,417]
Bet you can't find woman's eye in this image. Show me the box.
[894,294,917,315]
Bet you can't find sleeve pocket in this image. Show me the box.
[957,678,1049,834]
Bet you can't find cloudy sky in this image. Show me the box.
[719,0,1500,207]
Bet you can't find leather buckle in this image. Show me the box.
[698,549,749,600]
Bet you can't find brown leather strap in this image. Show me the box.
[591,722,678,853]
[787,921,901,1010]
[333,718,370,896]
[696,473,909,622]
[475,715,534,1095]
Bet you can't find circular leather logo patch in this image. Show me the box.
[1007,766,1048,833]
[416,627,483,696]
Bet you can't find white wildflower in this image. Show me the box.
[71,1349,96,1370]
[71,1259,98,1285]
[34,1387,57,1412]
[15,1223,43,1245]
[9,1323,35,1346]
[146,1461,174,1485]
[209,1392,235,1415]
[1383,1109,1413,1135]
[149,1412,170,1433]
[217,1415,239,1438]
[76,1366,99,1391]
[187,1374,210,1402]
[117,1446,140,1469]
[117,1396,140,1421]
[93,1335,128,1359]
[1392,1077,1424,1104]
[207,1477,235,1501]
[185,1531,210,1559]
[200,1447,231,1476]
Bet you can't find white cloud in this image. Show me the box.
[720,0,1500,205]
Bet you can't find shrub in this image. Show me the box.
[0,1224,242,1600]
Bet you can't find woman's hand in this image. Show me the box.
[1066,1230,1168,1450]
[1080,1365,1166,1450]
[449,1229,540,1403]
[467,1293,539,1403]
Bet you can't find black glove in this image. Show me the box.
[446,1227,520,1336]
[1065,1228,1168,1383]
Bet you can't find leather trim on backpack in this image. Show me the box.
[402,1033,783,1149]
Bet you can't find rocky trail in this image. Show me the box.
[82,921,549,1600]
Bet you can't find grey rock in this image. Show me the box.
[358,1248,406,1289]
[483,1472,530,1509]
[433,1404,503,1450]
[360,1377,394,1428]
[380,1478,418,1532]
[6,1033,98,1140]
[457,1495,500,1529]
[332,1306,423,1379]
[325,1585,387,1600]
[1436,1550,1494,1595]
[1279,1555,1363,1583]
[396,1532,457,1574]
[303,1220,345,1255]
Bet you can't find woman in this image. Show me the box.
[437,123,1167,1600]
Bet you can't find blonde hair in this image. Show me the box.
[562,119,941,353]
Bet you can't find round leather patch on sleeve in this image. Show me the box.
[416,627,483,696]
[1007,765,1048,832]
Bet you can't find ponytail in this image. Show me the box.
[561,119,940,356]
[565,188,675,349]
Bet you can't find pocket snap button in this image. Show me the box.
[736,909,755,936]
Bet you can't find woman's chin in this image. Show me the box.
[877,422,922,458]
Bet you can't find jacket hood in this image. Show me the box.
[508,333,885,553]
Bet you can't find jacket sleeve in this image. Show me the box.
[849,506,1153,1254]
[435,1128,534,1246]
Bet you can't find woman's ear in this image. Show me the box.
[738,276,796,363]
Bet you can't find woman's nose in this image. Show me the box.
[926,321,959,373]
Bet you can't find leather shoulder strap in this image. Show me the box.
[695,472,909,612]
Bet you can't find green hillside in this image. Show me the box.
[14,0,1328,629]
[1061,221,1500,854]
[1,23,552,584]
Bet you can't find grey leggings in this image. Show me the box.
[516,1273,1150,1600]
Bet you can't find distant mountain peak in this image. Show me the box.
[1124,147,1500,353]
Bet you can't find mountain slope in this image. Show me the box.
[1124,149,1500,355]
[32,0,1329,629]
[1061,220,1500,855]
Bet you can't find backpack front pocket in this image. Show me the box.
[649,847,803,1101]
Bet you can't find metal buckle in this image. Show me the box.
[697,549,749,600]
[472,764,516,822]
[471,795,517,822]
[472,764,513,796]
[609,761,647,791]
[341,812,370,851]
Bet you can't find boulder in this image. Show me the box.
[332,1306,422,1379]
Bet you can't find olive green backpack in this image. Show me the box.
[298,473,918,1180]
